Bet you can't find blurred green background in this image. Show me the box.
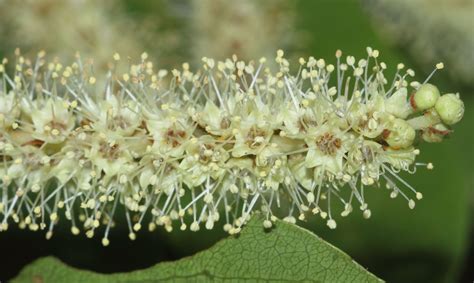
[0,0,472,282]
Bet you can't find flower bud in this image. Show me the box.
[411,84,440,111]
[435,93,464,125]
[383,118,416,149]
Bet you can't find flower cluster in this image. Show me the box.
[0,48,464,245]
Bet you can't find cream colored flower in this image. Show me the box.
[304,124,349,174]
[347,92,387,139]
[30,99,75,144]
[147,112,192,158]
[179,135,229,187]
[197,100,235,137]
[91,95,142,136]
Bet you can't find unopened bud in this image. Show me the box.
[435,93,464,125]
[412,84,440,111]
[384,119,415,149]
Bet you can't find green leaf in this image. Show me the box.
[13,215,383,283]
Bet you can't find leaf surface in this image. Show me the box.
[13,215,382,283]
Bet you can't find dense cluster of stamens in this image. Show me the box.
[0,48,464,246]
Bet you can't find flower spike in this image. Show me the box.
[0,48,464,244]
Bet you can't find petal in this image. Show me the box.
[304,148,322,168]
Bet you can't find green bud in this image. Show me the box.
[421,123,450,143]
[435,93,464,125]
[412,83,440,111]
[384,118,416,149]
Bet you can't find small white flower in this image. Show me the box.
[304,124,348,174]
[147,113,192,158]
[30,99,75,144]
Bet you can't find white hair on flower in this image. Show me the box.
[0,48,464,245]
